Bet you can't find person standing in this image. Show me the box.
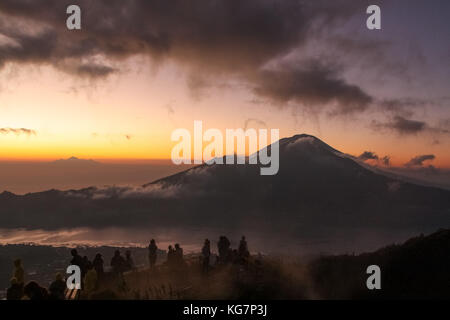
[125,250,135,271]
[201,239,211,274]
[148,239,158,269]
[174,243,184,265]
[110,250,126,274]
[167,245,175,269]
[238,236,250,260]
[70,249,85,277]
[217,236,231,264]
[13,259,25,285]
[93,253,104,276]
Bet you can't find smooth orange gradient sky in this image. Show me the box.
[0,61,449,168]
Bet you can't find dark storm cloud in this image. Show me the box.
[0,128,36,136]
[0,28,59,68]
[0,0,317,67]
[358,151,378,161]
[0,0,376,114]
[253,61,373,114]
[371,115,450,136]
[356,151,390,166]
[74,63,117,79]
[370,98,446,136]
[390,116,426,134]
[405,154,435,167]
[379,98,431,118]
[371,116,426,135]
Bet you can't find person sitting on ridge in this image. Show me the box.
[49,273,66,300]
[23,281,49,300]
[7,277,23,300]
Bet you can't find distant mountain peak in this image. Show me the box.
[289,133,319,140]
[286,134,320,145]
[1,133,449,255]
[52,157,99,164]
[279,133,342,155]
[0,190,16,197]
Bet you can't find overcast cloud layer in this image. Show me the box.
[0,0,417,116]
[0,0,448,140]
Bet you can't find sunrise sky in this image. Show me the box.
[0,0,449,168]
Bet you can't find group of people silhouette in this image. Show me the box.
[6,235,250,300]
[217,236,250,265]
[7,259,66,300]
[166,243,184,270]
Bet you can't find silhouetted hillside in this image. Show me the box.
[309,228,450,299]
[2,229,449,299]
[0,244,165,294]
[0,135,449,253]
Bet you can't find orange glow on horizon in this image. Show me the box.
[1,141,449,168]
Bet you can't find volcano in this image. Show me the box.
[1,134,449,253]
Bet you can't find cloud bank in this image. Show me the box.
[405,154,436,167]
[0,0,383,115]
[0,127,36,136]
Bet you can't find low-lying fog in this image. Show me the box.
[0,159,193,195]
[0,226,421,255]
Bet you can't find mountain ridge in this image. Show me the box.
[0,134,449,253]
